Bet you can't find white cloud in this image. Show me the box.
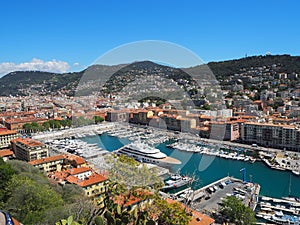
[73,62,80,66]
[0,58,71,76]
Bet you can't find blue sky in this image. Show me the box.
[0,0,300,75]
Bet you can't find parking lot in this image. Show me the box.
[191,177,258,214]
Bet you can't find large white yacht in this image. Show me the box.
[115,140,181,168]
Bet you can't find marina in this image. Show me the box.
[79,130,300,199]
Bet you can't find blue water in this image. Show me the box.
[81,133,300,198]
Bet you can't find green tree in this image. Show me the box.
[93,116,105,124]
[60,119,69,128]
[5,174,64,224]
[42,121,50,130]
[202,103,211,110]
[0,158,15,205]
[146,198,192,225]
[220,196,256,225]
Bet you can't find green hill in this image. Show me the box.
[1,55,300,96]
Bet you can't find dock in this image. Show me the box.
[189,176,261,215]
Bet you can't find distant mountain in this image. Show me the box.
[208,54,300,80]
[0,71,82,96]
[0,54,300,96]
[103,61,194,94]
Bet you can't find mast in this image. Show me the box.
[288,174,291,197]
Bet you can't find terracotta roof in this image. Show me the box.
[66,155,86,165]
[12,138,44,147]
[66,173,107,187]
[29,154,66,165]
[5,117,47,124]
[0,149,14,157]
[114,189,153,207]
[49,170,69,181]
[67,167,91,175]
[0,129,17,136]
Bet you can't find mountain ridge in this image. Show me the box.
[1,54,300,96]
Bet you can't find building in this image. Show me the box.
[11,138,48,162]
[0,149,14,161]
[209,121,240,141]
[4,117,48,131]
[29,154,87,173]
[106,110,129,122]
[160,114,196,132]
[241,122,300,151]
[67,167,92,180]
[66,173,108,207]
[29,154,66,173]
[0,128,19,149]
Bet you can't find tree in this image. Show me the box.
[220,196,256,225]
[146,198,192,225]
[60,119,69,128]
[93,116,104,124]
[42,121,50,130]
[3,160,89,225]
[5,174,64,224]
[0,158,15,205]
[104,154,163,189]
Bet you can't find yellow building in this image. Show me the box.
[66,173,108,207]
[29,154,66,173]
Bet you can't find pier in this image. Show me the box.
[190,176,260,214]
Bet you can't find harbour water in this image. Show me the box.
[81,133,300,199]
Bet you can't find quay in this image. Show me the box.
[190,176,260,215]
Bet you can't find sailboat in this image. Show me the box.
[292,166,300,176]
[282,175,300,203]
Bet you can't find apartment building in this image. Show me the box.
[4,117,48,131]
[209,121,240,141]
[29,154,66,173]
[241,122,300,151]
[0,129,19,149]
[11,138,48,161]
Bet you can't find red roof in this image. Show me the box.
[12,138,44,147]
[0,149,14,157]
[29,154,66,165]
[0,129,17,136]
[66,173,107,187]
[65,154,86,165]
[67,167,91,175]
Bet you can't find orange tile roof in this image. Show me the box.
[114,189,153,207]
[28,154,66,165]
[66,173,107,187]
[0,149,14,157]
[12,138,44,147]
[65,154,86,165]
[48,170,69,181]
[67,167,91,175]
[0,129,17,136]
[5,117,47,124]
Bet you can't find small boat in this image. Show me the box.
[292,170,300,176]
[162,174,193,191]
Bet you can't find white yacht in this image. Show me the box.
[115,140,181,168]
